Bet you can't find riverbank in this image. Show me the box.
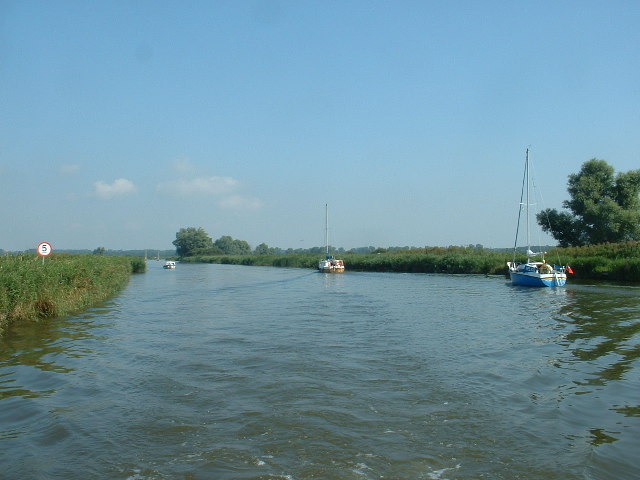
[0,254,145,334]
[179,242,640,282]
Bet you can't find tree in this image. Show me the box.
[214,236,251,255]
[537,159,640,246]
[173,227,213,257]
[254,243,275,255]
[93,246,105,255]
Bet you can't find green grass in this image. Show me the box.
[0,254,145,334]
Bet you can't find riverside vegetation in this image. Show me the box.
[3,241,636,334]
[0,254,145,334]
[179,242,640,283]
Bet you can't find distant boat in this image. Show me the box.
[318,204,345,273]
[163,261,176,270]
[507,148,570,287]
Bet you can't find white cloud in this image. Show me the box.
[156,165,263,210]
[157,176,238,197]
[218,195,263,210]
[94,178,137,200]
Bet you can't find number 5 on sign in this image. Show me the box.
[37,242,52,264]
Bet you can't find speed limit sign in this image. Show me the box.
[37,242,53,257]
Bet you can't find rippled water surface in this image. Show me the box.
[1,263,639,479]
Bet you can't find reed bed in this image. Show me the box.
[181,247,511,275]
[560,241,640,282]
[0,254,145,333]
[182,242,640,282]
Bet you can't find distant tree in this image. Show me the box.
[214,235,251,255]
[173,227,213,257]
[254,243,275,255]
[190,246,223,256]
[93,247,105,255]
[537,159,640,246]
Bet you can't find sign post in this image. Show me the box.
[37,241,52,265]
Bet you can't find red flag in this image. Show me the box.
[566,265,574,274]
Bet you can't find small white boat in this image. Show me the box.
[163,261,176,269]
[319,256,345,273]
[507,149,570,287]
[318,204,345,273]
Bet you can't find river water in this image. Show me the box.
[1,263,639,479]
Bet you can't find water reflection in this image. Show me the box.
[503,282,640,451]
[560,286,640,393]
[549,285,640,448]
[0,305,112,400]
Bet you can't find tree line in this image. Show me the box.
[172,226,362,257]
[171,227,479,258]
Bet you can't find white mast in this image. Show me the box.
[324,203,329,256]
[526,148,531,263]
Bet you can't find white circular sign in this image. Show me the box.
[37,242,53,257]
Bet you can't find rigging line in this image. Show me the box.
[512,153,528,263]
[529,162,545,259]
[530,154,565,266]
[530,153,565,267]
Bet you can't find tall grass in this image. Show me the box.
[180,242,640,282]
[559,241,640,282]
[0,254,145,333]
[180,247,512,275]
[343,249,509,274]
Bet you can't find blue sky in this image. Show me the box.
[2,1,639,252]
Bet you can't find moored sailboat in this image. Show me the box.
[507,149,570,287]
[318,204,345,273]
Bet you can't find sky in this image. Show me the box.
[1,1,639,252]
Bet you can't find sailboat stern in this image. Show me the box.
[318,256,345,273]
[508,262,567,287]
